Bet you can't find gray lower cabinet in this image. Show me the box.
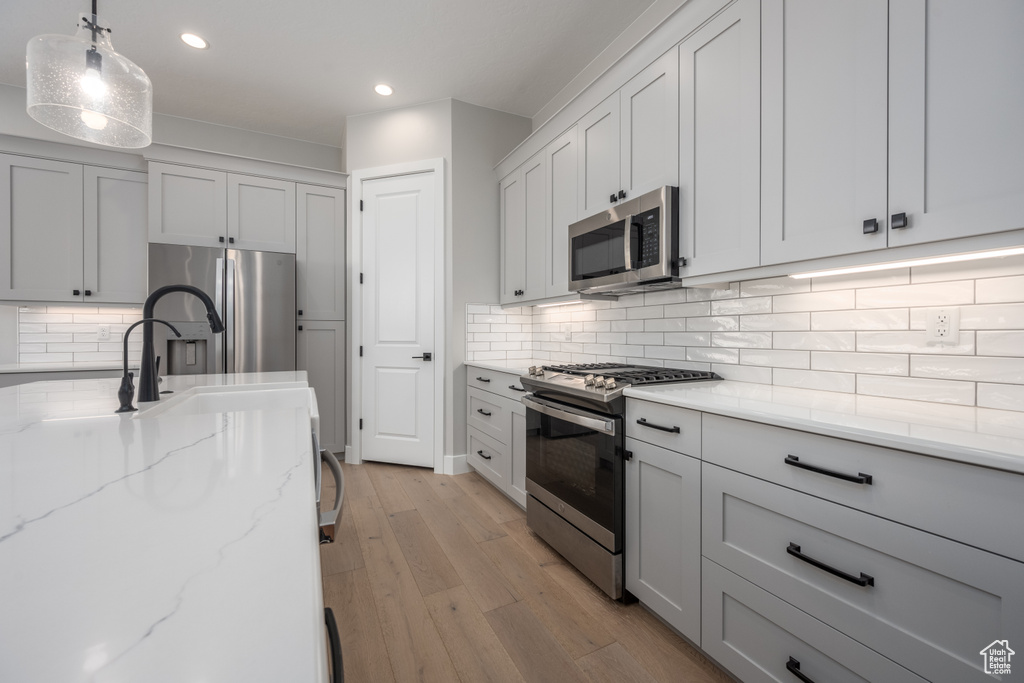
[296,320,346,454]
[702,558,927,683]
[465,367,528,507]
[624,436,701,645]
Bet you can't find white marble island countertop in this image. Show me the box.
[624,381,1024,475]
[0,372,329,682]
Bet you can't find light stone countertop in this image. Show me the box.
[465,359,545,375]
[624,381,1024,475]
[0,371,329,682]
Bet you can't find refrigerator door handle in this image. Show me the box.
[215,257,225,374]
[225,258,236,373]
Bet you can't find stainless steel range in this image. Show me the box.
[520,363,720,599]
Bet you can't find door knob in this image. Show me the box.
[412,352,432,361]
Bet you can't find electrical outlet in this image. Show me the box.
[97,324,111,341]
[925,307,960,344]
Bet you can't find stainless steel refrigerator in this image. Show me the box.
[148,243,296,376]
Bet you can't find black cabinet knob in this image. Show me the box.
[219,236,225,243]
[72,289,81,296]
[609,193,617,203]
[618,189,627,200]
[298,310,303,316]
[84,290,92,296]
[891,212,908,229]
[862,218,879,234]
[228,237,235,244]
[297,325,303,331]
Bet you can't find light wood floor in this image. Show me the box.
[319,461,732,683]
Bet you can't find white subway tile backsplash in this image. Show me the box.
[740,349,810,369]
[740,313,810,331]
[627,332,664,346]
[810,269,909,292]
[611,319,646,332]
[596,308,628,321]
[952,303,1024,330]
[466,323,490,333]
[644,318,687,332]
[687,283,740,301]
[911,355,1024,384]
[583,321,611,333]
[20,353,74,363]
[19,343,46,354]
[686,316,739,332]
[858,375,976,405]
[811,351,907,375]
[976,331,1024,357]
[711,332,772,349]
[610,344,645,357]
[774,290,855,313]
[912,253,1024,283]
[643,288,691,306]
[687,347,739,364]
[644,345,689,361]
[474,333,507,342]
[20,313,72,323]
[855,281,973,309]
[740,277,810,297]
[976,275,1024,304]
[811,308,909,331]
[596,333,628,344]
[665,360,712,371]
[774,368,856,393]
[977,383,1024,412]
[47,343,100,353]
[774,332,855,351]
[626,305,665,319]
[713,363,772,384]
[856,331,975,355]
[474,314,507,324]
[20,333,74,343]
[583,343,611,355]
[72,314,123,323]
[711,296,772,315]
[572,332,597,343]
[662,301,710,318]
[664,332,711,347]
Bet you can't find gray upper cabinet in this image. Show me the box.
[296,184,346,321]
[544,127,578,299]
[678,0,761,276]
[760,0,889,265]
[149,162,297,253]
[523,152,547,302]
[579,50,680,218]
[84,167,148,304]
[888,0,1024,247]
[499,168,526,304]
[1,154,146,304]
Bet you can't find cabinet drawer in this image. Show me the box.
[703,413,1024,562]
[703,464,1024,683]
[625,399,701,455]
[467,367,529,402]
[467,387,511,444]
[702,559,926,683]
[467,427,509,491]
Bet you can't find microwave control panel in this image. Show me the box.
[633,207,661,268]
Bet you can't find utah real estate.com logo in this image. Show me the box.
[980,640,1014,676]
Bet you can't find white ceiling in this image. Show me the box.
[0,0,656,148]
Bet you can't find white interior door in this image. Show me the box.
[360,172,436,467]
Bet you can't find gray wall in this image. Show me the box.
[346,98,529,461]
[0,305,18,364]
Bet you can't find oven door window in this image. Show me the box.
[526,408,621,543]
[571,220,626,281]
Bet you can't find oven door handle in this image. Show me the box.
[522,395,616,436]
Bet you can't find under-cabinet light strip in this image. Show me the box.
[536,300,585,308]
[788,247,1024,280]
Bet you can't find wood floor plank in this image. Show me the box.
[485,601,590,683]
[502,517,564,567]
[350,495,460,682]
[423,585,526,683]
[394,467,521,612]
[544,562,729,683]
[322,567,396,683]
[453,470,526,524]
[480,535,614,659]
[388,509,463,597]
[339,461,377,501]
[576,642,658,683]
[320,494,364,576]
[443,490,508,543]
[365,463,416,514]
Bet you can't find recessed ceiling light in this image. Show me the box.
[374,84,393,96]
[180,33,209,49]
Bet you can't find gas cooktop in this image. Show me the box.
[519,362,721,402]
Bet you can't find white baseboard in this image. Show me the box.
[443,453,470,475]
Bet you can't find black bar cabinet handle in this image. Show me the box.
[219,235,225,243]
[862,218,879,234]
[324,607,345,683]
[509,384,526,392]
[84,289,92,296]
[477,408,492,417]
[635,417,680,434]
[476,376,491,383]
[73,289,81,296]
[891,212,908,229]
[609,193,617,203]
[787,543,874,587]
[784,455,872,485]
[477,449,492,460]
[786,657,815,683]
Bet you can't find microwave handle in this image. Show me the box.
[622,214,633,272]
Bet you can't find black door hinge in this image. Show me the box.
[359,273,363,284]
[359,345,363,357]
[359,200,363,211]
[359,419,363,430]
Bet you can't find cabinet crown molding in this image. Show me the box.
[144,143,347,189]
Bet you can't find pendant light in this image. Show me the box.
[26,0,152,148]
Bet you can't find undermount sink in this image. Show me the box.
[136,384,317,422]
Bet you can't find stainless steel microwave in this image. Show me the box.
[568,186,679,296]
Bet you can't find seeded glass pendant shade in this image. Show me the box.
[26,4,152,148]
